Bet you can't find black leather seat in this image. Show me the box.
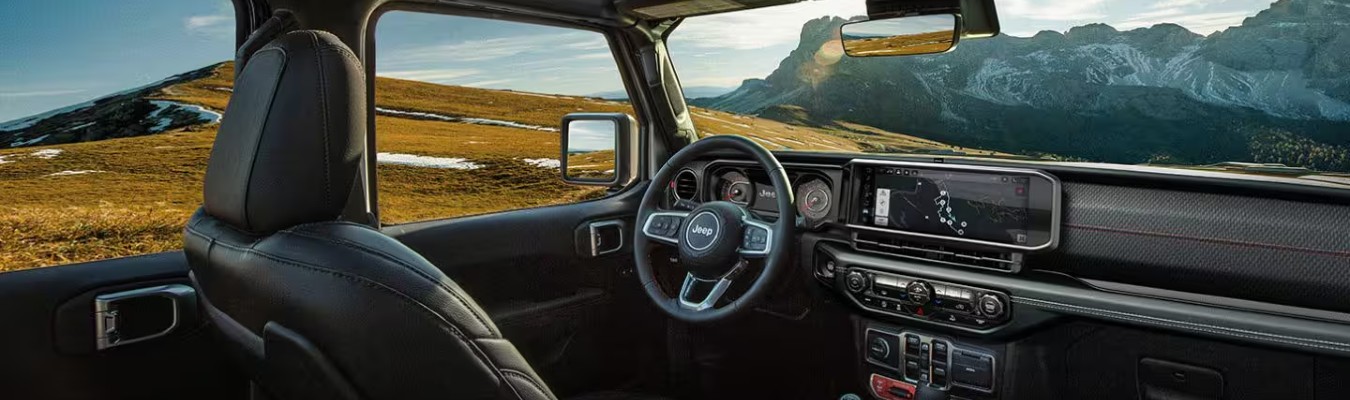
[184,30,557,400]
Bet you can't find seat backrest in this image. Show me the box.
[184,30,556,400]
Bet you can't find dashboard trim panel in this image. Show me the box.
[822,241,1350,357]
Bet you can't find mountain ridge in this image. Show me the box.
[694,0,1350,171]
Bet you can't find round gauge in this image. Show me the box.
[796,179,832,226]
[718,171,754,205]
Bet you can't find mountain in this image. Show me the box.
[694,0,1350,171]
[0,63,230,148]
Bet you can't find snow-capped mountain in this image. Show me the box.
[0,63,226,148]
[695,0,1350,169]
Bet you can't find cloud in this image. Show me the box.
[998,0,1270,36]
[998,0,1107,22]
[0,89,85,98]
[381,32,598,66]
[574,52,614,60]
[377,68,481,83]
[1117,10,1255,34]
[184,14,232,39]
[461,79,515,88]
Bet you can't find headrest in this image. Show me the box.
[203,30,366,233]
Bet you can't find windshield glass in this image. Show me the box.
[670,0,1350,184]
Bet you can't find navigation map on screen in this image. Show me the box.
[868,168,1030,244]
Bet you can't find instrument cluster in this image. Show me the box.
[708,166,837,229]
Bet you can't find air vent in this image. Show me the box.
[853,233,1023,273]
[673,170,698,200]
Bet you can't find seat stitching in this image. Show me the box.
[185,225,521,387]
[500,369,551,400]
[1015,297,1350,352]
[282,228,498,336]
[307,31,333,209]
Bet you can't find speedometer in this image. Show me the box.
[796,179,832,227]
[718,171,753,205]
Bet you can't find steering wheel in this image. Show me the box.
[634,135,796,324]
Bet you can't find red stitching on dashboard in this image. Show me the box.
[1065,223,1350,259]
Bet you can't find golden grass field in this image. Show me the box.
[843,31,956,56]
[1,61,983,271]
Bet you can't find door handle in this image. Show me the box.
[588,220,625,257]
[94,284,197,350]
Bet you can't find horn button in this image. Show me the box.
[679,202,748,279]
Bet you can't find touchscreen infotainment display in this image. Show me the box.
[855,164,1056,248]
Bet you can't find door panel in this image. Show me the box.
[0,252,244,399]
[383,184,669,396]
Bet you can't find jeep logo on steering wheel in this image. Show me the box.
[691,225,714,236]
[684,211,721,251]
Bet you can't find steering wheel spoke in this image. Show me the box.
[677,263,744,311]
[641,211,688,245]
[738,215,774,258]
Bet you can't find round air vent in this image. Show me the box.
[673,169,698,201]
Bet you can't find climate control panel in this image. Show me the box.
[841,268,1010,329]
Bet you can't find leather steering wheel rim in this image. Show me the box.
[633,135,796,324]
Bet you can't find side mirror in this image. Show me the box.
[560,113,637,186]
[840,14,961,57]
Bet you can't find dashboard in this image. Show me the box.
[650,148,1350,400]
[660,150,1350,361]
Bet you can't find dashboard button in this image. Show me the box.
[932,340,949,356]
[846,271,868,293]
[906,281,934,304]
[904,334,921,357]
[904,360,921,379]
[977,294,1006,319]
[932,366,949,386]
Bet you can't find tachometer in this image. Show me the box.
[796,179,832,227]
[718,171,754,205]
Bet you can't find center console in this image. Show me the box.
[862,324,1000,400]
[824,161,1058,399]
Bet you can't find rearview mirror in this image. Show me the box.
[840,14,961,57]
[560,113,636,186]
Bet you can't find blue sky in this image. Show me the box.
[1,0,1275,122]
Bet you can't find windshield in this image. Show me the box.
[669,0,1350,184]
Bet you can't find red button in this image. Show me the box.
[870,374,916,400]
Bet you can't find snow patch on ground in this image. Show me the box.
[523,158,560,168]
[48,170,103,176]
[9,134,51,147]
[147,100,223,133]
[31,149,63,159]
[211,87,233,92]
[0,155,10,164]
[377,153,482,170]
[375,107,558,132]
[64,122,95,132]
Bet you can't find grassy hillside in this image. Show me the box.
[2,61,982,271]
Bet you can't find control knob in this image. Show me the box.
[978,293,1007,318]
[906,280,934,304]
[845,271,869,293]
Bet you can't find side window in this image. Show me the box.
[374,12,636,224]
[1,1,233,271]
